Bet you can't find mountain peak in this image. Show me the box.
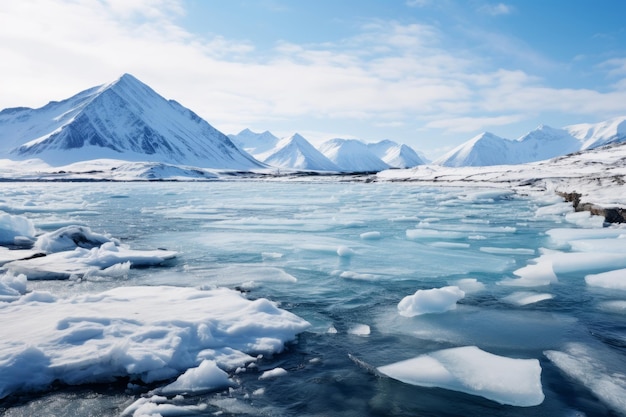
[0,75,263,169]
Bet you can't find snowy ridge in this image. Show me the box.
[258,133,340,171]
[565,116,626,150]
[0,74,264,170]
[319,138,390,172]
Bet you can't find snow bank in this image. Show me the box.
[0,212,36,245]
[0,271,27,302]
[377,346,544,407]
[398,286,465,317]
[0,285,310,399]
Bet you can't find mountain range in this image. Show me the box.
[0,73,625,172]
[436,118,626,167]
[229,130,426,172]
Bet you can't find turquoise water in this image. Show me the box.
[1,181,624,416]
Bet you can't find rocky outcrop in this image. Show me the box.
[558,192,625,224]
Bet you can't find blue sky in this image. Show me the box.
[1,0,626,158]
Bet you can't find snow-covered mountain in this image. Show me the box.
[0,74,264,169]
[367,140,425,168]
[258,133,340,171]
[319,139,390,172]
[228,129,280,156]
[435,125,582,167]
[434,132,512,167]
[565,116,626,150]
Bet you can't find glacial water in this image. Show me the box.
[1,180,625,416]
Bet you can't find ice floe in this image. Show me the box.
[585,269,626,290]
[0,285,310,399]
[377,346,544,407]
[502,291,554,306]
[545,343,626,415]
[397,286,465,317]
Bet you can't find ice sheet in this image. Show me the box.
[377,346,544,407]
[0,285,310,399]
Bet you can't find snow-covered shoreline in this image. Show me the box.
[376,142,626,219]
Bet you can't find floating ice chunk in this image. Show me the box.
[547,227,626,247]
[0,285,310,399]
[428,242,470,249]
[327,325,338,334]
[398,286,465,317]
[585,269,626,290]
[337,246,355,257]
[377,346,544,407]
[450,278,485,294]
[535,202,573,217]
[545,343,626,415]
[340,271,379,281]
[500,260,557,287]
[598,300,626,314]
[479,247,535,255]
[0,271,27,302]
[34,225,118,253]
[502,292,553,306]
[121,395,208,417]
[0,212,36,245]
[160,360,233,395]
[406,229,465,240]
[565,211,605,228]
[348,324,371,336]
[261,252,283,260]
[360,231,381,240]
[570,238,626,253]
[259,367,288,380]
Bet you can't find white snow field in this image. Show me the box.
[0,180,625,417]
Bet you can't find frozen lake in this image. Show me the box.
[1,180,625,416]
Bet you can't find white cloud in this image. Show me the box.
[0,0,624,148]
[478,3,515,16]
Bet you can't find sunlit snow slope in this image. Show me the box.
[0,74,264,169]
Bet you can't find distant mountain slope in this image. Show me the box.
[0,74,264,169]
[565,116,626,150]
[259,133,340,171]
[319,138,390,172]
[228,129,280,156]
[435,125,581,167]
[367,140,425,168]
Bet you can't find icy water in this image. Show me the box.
[1,180,625,416]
